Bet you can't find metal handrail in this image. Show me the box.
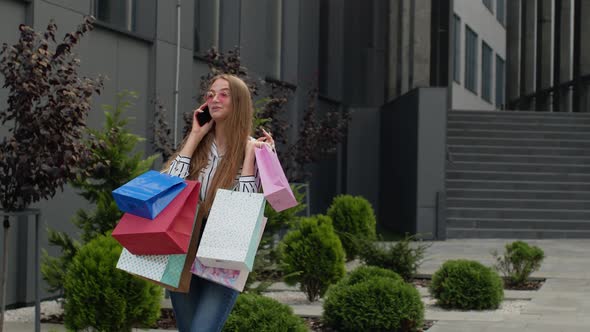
[506,74,590,111]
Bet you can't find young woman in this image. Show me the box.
[164,74,273,332]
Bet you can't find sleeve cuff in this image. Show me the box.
[239,175,256,182]
[176,155,191,164]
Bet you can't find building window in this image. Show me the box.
[194,0,200,52]
[496,0,505,26]
[483,0,493,13]
[319,0,330,95]
[95,0,136,31]
[194,0,220,54]
[482,42,493,103]
[453,15,461,83]
[94,0,155,38]
[496,55,506,108]
[266,0,282,79]
[465,25,478,94]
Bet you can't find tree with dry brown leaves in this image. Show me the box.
[0,16,103,212]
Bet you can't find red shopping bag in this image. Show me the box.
[112,180,201,255]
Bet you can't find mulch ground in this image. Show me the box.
[43,309,435,331]
[304,317,435,331]
[502,278,545,290]
[412,276,545,291]
[41,310,179,330]
[154,308,177,330]
[42,277,543,330]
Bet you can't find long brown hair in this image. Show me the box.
[163,74,253,215]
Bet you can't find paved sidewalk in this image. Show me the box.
[265,239,590,331]
[3,321,166,331]
[422,239,590,332]
[5,239,590,331]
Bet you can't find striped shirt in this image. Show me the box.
[167,138,260,202]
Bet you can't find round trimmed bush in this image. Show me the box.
[323,276,424,332]
[223,293,307,332]
[64,234,161,331]
[327,195,377,260]
[429,259,504,310]
[279,215,346,301]
[345,265,404,286]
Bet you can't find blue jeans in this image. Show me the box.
[170,274,239,332]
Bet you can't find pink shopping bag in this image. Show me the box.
[254,145,298,212]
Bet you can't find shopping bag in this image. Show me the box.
[196,189,266,271]
[116,210,205,293]
[112,180,200,255]
[191,217,267,292]
[112,170,187,219]
[254,145,297,212]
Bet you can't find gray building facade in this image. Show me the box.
[0,0,457,307]
[506,0,590,113]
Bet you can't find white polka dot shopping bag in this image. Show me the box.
[196,189,266,271]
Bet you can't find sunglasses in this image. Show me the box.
[205,89,231,101]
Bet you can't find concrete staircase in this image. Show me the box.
[446,110,590,238]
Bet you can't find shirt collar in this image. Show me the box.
[212,139,223,158]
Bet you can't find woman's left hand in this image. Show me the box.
[257,128,275,150]
[245,128,275,158]
[243,129,275,175]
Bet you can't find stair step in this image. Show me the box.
[448,137,590,148]
[448,128,590,140]
[451,109,590,115]
[448,115,590,125]
[447,179,590,191]
[447,198,590,210]
[448,145,590,157]
[447,218,590,230]
[446,227,590,239]
[447,171,590,183]
[450,109,590,120]
[448,120,590,131]
[445,110,590,238]
[447,161,590,173]
[447,189,590,200]
[448,153,590,164]
[447,207,590,220]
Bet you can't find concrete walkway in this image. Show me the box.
[421,239,590,332]
[5,239,590,331]
[266,239,590,331]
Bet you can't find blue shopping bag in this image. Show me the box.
[112,170,187,220]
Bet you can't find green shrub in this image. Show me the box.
[279,215,346,301]
[492,240,545,286]
[245,184,307,293]
[263,183,307,233]
[360,233,431,282]
[223,293,307,332]
[64,234,161,331]
[327,195,377,260]
[323,276,424,332]
[43,91,158,293]
[429,259,504,310]
[344,265,404,286]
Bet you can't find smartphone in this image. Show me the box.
[197,105,212,126]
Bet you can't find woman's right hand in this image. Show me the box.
[191,102,214,138]
[178,103,214,158]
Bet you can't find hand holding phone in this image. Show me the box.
[197,105,212,126]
